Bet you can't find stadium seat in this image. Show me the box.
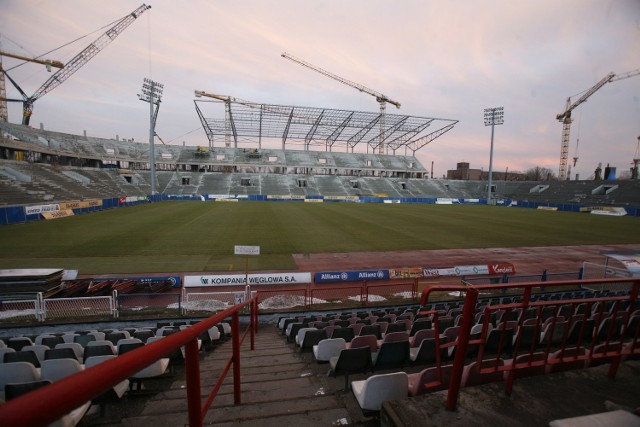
[331,327,355,343]
[461,358,506,387]
[300,329,327,352]
[313,338,347,363]
[372,340,410,371]
[22,344,49,364]
[5,350,41,368]
[408,364,453,396]
[7,336,33,352]
[41,358,84,382]
[328,346,372,390]
[348,335,378,353]
[54,343,84,362]
[351,371,408,413]
[410,337,449,366]
[0,361,41,401]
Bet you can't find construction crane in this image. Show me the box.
[0,51,64,122]
[2,4,150,126]
[556,68,640,180]
[281,52,401,154]
[632,136,640,180]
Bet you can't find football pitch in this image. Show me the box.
[0,201,638,274]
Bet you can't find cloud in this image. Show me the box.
[1,0,638,178]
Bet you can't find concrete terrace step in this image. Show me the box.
[83,325,367,427]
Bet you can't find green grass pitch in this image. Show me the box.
[0,202,638,274]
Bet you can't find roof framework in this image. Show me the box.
[194,99,458,155]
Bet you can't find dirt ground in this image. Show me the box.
[292,243,640,276]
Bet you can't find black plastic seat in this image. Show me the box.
[331,327,355,343]
[5,350,41,368]
[300,329,327,352]
[5,379,52,401]
[44,347,79,362]
[373,341,410,371]
[328,346,372,390]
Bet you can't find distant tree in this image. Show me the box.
[524,166,556,181]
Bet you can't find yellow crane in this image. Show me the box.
[0,51,64,122]
[281,52,401,154]
[556,68,640,180]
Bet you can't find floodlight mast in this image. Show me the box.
[484,107,504,204]
[281,52,401,154]
[139,78,163,196]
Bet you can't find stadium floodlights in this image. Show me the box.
[484,107,504,126]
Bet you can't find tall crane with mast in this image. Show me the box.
[281,52,401,155]
[0,51,64,122]
[556,68,640,180]
[2,4,151,126]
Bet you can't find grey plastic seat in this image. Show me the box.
[351,371,408,412]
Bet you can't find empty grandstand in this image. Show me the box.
[1,121,640,214]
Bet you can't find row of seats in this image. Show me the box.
[350,339,640,412]
[0,319,231,426]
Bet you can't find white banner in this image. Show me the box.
[184,272,312,287]
[25,204,59,215]
[423,264,490,277]
[234,245,260,255]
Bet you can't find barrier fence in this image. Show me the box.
[0,274,626,324]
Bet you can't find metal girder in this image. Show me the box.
[387,119,434,152]
[326,111,354,150]
[406,122,458,154]
[305,109,325,149]
[349,114,381,151]
[365,115,409,151]
[282,107,295,147]
[194,98,457,154]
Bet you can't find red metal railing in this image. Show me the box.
[365,280,417,302]
[0,297,259,427]
[309,284,365,308]
[419,277,640,411]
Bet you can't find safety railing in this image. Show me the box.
[419,277,639,411]
[309,284,365,309]
[42,295,113,321]
[255,287,308,311]
[0,297,259,427]
[365,280,417,303]
[116,291,182,317]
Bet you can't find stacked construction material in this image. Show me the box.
[0,269,64,301]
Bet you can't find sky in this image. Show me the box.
[1,0,639,179]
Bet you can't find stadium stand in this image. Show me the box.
[2,122,640,212]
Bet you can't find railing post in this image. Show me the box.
[185,338,202,427]
[36,292,44,322]
[232,311,241,404]
[250,299,255,351]
[446,287,479,411]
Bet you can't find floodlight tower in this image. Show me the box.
[138,78,163,197]
[484,107,504,204]
[633,136,640,180]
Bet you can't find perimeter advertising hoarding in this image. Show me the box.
[184,272,312,287]
[423,263,516,277]
[92,275,182,288]
[314,269,389,283]
[25,204,59,215]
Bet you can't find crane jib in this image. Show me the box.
[20,4,151,125]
